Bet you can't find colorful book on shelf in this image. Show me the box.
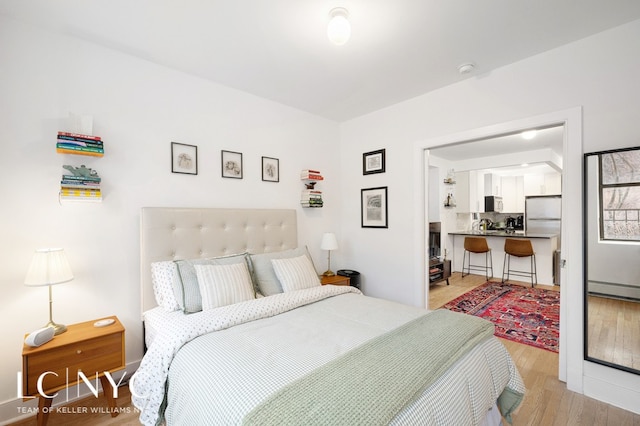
[60,187,102,198]
[301,199,324,206]
[58,131,101,142]
[301,174,323,180]
[56,147,104,157]
[57,139,103,149]
[61,181,101,189]
[62,174,101,182]
[300,169,320,174]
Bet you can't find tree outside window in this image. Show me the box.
[599,148,640,241]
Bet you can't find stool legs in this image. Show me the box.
[502,253,537,287]
[462,250,493,280]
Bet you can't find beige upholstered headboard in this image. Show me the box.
[140,207,298,314]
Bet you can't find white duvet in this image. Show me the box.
[132,285,524,426]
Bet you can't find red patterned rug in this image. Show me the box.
[442,281,560,352]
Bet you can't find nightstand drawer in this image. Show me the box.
[24,330,124,396]
[320,275,350,286]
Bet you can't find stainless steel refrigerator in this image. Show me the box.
[526,195,562,285]
[525,195,562,235]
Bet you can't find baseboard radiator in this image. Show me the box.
[588,280,640,301]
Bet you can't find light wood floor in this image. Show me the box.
[9,273,640,426]
[587,294,640,371]
[429,273,640,426]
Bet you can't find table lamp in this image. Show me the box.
[320,233,338,277]
[24,248,74,335]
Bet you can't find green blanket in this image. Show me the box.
[243,309,497,426]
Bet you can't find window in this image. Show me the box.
[599,148,640,241]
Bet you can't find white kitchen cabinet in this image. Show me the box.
[484,173,502,196]
[524,172,561,195]
[501,176,525,213]
[501,176,517,212]
[515,176,525,211]
[545,173,562,194]
[524,174,544,195]
[454,170,484,212]
[455,171,470,212]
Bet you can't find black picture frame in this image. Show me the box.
[221,150,243,179]
[361,186,388,228]
[262,156,279,182]
[171,142,198,175]
[363,149,386,175]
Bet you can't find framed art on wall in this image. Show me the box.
[171,142,198,175]
[361,186,388,228]
[262,156,279,182]
[363,149,385,175]
[221,150,243,179]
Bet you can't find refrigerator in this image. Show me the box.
[526,195,562,285]
[525,195,562,235]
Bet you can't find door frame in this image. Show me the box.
[412,107,583,391]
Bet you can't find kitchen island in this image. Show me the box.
[449,230,559,285]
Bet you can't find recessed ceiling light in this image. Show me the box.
[521,163,529,167]
[457,63,475,75]
[521,130,537,140]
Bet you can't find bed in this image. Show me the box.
[131,207,525,426]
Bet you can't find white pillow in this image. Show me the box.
[271,254,321,292]
[194,262,255,310]
[150,261,181,311]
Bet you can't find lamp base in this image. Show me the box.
[45,321,67,335]
[322,270,335,277]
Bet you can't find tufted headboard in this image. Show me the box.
[140,207,298,314]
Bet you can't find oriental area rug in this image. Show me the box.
[442,281,560,352]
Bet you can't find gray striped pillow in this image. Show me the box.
[271,254,321,292]
[194,262,255,310]
[174,253,249,313]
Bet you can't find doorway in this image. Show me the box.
[412,107,583,392]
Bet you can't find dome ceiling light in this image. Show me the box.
[327,7,351,45]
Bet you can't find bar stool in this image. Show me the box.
[502,238,537,287]
[462,237,493,280]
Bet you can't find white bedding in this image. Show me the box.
[132,286,524,425]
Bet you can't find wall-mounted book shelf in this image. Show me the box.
[301,169,323,208]
[57,131,103,203]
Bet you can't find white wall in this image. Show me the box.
[0,17,343,414]
[339,19,640,414]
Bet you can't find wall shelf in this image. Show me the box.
[301,169,323,208]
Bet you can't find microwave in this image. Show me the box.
[485,196,503,212]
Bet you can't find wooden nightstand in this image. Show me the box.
[320,275,350,286]
[22,316,125,426]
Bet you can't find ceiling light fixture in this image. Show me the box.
[458,63,475,75]
[327,7,351,45]
[521,130,538,140]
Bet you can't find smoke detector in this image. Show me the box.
[458,63,476,75]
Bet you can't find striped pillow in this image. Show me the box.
[194,262,255,310]
[271,254,321,292]
[175,253,248,313]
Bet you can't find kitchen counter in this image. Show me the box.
[449,230,558,239]
[448,231,559,285]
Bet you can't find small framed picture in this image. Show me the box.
[221,150,243,179]
[361,186,388,228]
[171,142,198,175]
[262,156,279,182]
[363,149,385,175]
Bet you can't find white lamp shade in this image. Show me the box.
[24,248,74,286]
[321,233,339,251]
[327,7,351,45]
